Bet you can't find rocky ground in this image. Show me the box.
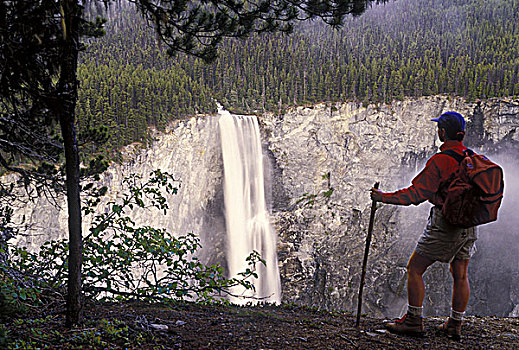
[2,301,519,349]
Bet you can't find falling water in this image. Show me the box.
[218,108,282,305]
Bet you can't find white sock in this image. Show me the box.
[407,304,423,317]
[450,308,465,321]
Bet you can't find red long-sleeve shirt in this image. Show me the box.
[381,140,467,206]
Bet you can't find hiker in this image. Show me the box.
[370,111,477,340]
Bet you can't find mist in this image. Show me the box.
[468,149,519,316]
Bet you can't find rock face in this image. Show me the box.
[9,96,519,317]
[13,116,228,267]
[261,96,519,318]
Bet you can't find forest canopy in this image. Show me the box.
[76,0,519,153]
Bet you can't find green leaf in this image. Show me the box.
[322,188,334,197]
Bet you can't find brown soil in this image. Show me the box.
[3,301,519,349]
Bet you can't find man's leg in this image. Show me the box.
[437,258,470,340]
[385,251,434,336]
[450,258,470,312]
[407,251,435,307]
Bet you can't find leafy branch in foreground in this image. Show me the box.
[2,170,264,313]
[0,206,43,316]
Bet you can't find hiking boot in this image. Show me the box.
[384,314,424,336]
[437,317,462,340]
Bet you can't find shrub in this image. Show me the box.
[1,170,263,316]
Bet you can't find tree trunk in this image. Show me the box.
[58,0,83,328]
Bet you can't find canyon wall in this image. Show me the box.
[262,96,519,318]
[10,96,519,317]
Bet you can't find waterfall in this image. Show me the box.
[218,108,282,305]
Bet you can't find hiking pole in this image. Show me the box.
[355,182,379,328]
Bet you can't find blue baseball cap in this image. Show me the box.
[431,111,465,132]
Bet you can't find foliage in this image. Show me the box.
[77,24,216,153]
[130,0,377,63]
[294,172,335,209]
[1,316,154,349]
[77,0,519,137]
[0,206,42,317]
[74,1,384,158]
[0,0,109,189]
[1,170,263,314]
[192,0,519,110]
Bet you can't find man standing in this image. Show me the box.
[370,111,477,340]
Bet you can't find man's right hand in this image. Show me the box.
[370,187,383,202]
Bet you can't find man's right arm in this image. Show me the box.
[370,156,442,205]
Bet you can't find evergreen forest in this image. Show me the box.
[77,0,519,152]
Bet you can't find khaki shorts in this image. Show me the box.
[415,206,478,263]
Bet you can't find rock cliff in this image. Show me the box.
[261,96,519,318]
[9,95,519,317]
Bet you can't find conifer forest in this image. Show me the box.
[77,0,519,153]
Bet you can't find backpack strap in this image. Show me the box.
[440,148,473,163]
